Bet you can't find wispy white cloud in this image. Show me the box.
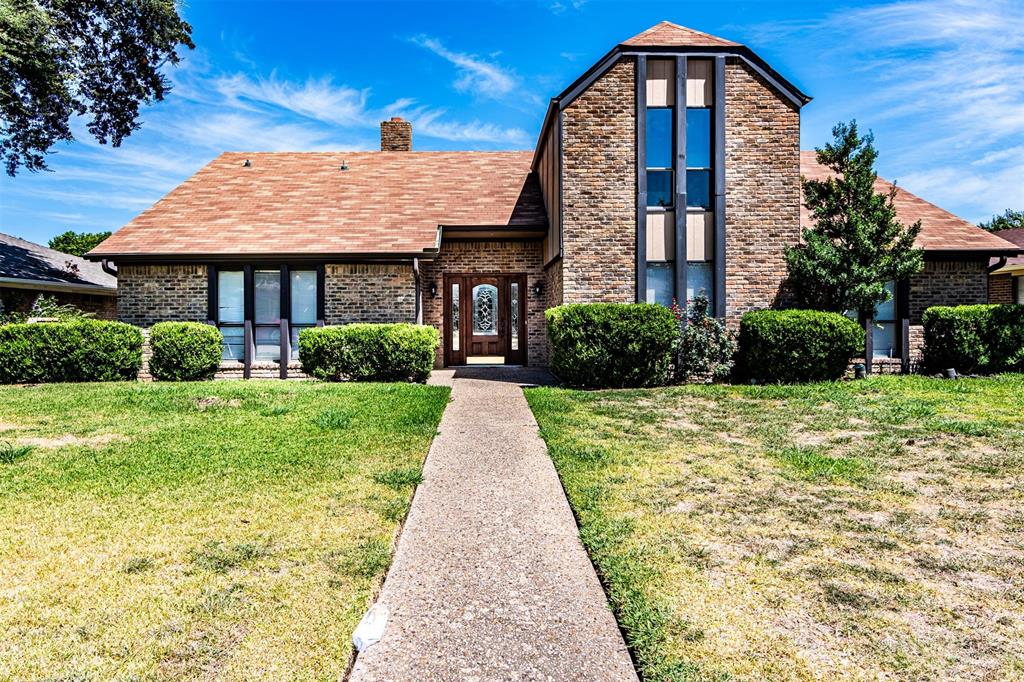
[410,35,518,98]
[548,0,586,15]
[756,0,1024,223]
[213,73,372,127]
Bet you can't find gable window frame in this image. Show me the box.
[208,262,324,379]
[645,105,675,210]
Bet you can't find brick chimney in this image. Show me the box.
[380,117,412,151]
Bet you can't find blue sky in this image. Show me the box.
[2,0,1022,245]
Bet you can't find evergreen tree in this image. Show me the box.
[786,120,923,319]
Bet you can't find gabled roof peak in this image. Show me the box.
[621,20,741,49]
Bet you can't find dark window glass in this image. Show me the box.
[686,170,711,209]
[646,108,673,169]
[647,170,673,207]
[686,108,711,168]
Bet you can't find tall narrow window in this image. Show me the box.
[218,271,244,361]
[451,282,460,352]
[872,280,898,358]
[253,269,281,362]
[686,59,715,305]
[645,59,676,306]
[510,282,520,351]
[289,270,317,359]
[646,108,673,208]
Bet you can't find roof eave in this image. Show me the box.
[923,247,1023,259]
[85,250,442,264]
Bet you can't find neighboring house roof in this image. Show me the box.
[89,151,545,260]
[0,232,116,294]
[800,152,1021,256]
[621,20,741,48]
[988,228,1024,274]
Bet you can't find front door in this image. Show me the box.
[444,274,526,366]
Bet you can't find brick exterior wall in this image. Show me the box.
[904,259,991,368]
[724,58,802,322]
[0,287,116,320]
[909,259,989,323]
[561,57,636,304]
[989,273,1013,303]
[117,264,207,326]
[421,240,547,367]
[324,263,416,325]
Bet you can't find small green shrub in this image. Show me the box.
[148,322,223,381]
[672,295,736,383]
[923,304,1024,374]
[546,303,678,388]
[734,309,863,384]
[0,319,142,383]
[298,323,439,383]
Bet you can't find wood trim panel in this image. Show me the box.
[674,55,687,306]
[636,55,648,303]
[713,56,727,318]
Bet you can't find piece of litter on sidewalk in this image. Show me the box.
[353,603,389,651]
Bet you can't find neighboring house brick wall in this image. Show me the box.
[561,57,636,304]
[117,264,207,326]
[421,240,547,367]
[989,273,1013,303]
[0,287,116,320]
[724,58,802,322]
[906,259,990,368]
[324,264,416,325]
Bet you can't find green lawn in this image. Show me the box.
[0,381,449,681]
[527,375,1024,681]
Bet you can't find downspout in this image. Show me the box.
[413,258,423,325]
[101,259,118,277]
[987,256,1007,273]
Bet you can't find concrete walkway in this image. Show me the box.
[350,369,637,681]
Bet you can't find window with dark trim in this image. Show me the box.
[212,265,322,365]
[646,107,673,208]
[872,280,898,358]
[217,270,244,361]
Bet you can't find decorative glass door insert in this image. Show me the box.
[472,284,499,336]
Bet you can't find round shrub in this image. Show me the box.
[734,309,862,384]
[299,323,439,383]
[0,319,143,383]
[923,304,1024,374]
[148,322,223,381]
[546,303,678,388]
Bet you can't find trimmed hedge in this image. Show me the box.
[923,304,1024,374]
[546,303,678,388]
[0,320,143,383]
[298,323,439,383]
[734,309,863,384]
[149,322,223,381]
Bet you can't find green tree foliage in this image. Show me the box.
[785,121,923,317]
[978,209,1024,232]
[47,229,110,256]
[0,0,194,175]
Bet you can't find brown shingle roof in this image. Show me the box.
[91,151,545,258]
[621,21,740,48]
[800,151,1020,254]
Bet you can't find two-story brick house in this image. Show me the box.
[87,22,1019,377]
